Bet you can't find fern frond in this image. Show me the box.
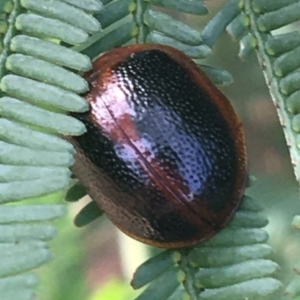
[131,197,282,300]
[244,0,300,228]
[208,0,300,183]
[0,0,102,298]
[201,1,300,298]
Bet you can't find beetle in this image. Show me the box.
[69,44,247,249]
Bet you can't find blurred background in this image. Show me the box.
[37,1,300,299]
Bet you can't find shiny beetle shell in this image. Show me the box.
[70,44,247,249]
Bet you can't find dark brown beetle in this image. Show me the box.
[70,44,247,249]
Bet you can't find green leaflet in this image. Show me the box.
[65,181,87,202]
[0,119,74,152]
[2,289,35,300]
[15,13,89,45]
[0,97,86,135]
[74,200,103,227]
[149,0,208,15]
[20,0,101,33]
[202,0,242,47]
[189,244,273,268]
[0,19,8,34]
[266,31,300,56]
[147,31,211,58]
[94,0,132,30]
[135,266,183,300]
[0,273,38,291]
[257,2,300,32]
[167,287,190,300]
[198,278,282,300]
[286,91,300,114]
[11,35,92,71]
[61,0,103,12]
[226,14,249,40]
[0,141,74,166]
[6,54,88,93]
[226,210,268,228]
[0,165,71,182]
[81,21,134,59]
[280,71,300,96]
[0,223,57,242]
[0,244,51,276]
[0,177,70,203]
[144,9,202,46]
[274,46,300,77]
[292,215,300,229]
[252,0,299,13]
[1,75,88,112]
[131,251,181,289]
[0,205,66,223]
[0,0,13,13]
[199,66,233,86]
[196,259,279,288]
[238,33,257,59]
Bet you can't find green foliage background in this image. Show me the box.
[0,0,300,300]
